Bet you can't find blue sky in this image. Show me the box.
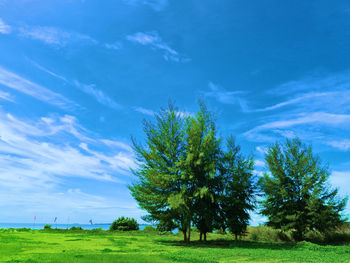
[0,0,349,225]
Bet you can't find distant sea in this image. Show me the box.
[0,223,152,231]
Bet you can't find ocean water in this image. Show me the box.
[0,222,152,231]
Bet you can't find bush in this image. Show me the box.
[142,225,156,232]
[109,217,139,231]
[324,232,350,244]
[70,226,83,231]
[248,225,291,242]
[89,228,104,233]
[44,224,52,230]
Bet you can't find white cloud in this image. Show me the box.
[244,112,350,142]
[104,42,122,50]
[255,160,265,168]
[28,60,122,110]
[176,110,194,118]
[256,146,268,155]
[325,140,350,151]
[0,65,76,109]
[124,0,168,11]
[330,170,350,205]
[0,18,11,34]
[100,139,133,152]
[256,90,350,113]
[0,111,135,188]
[127,31,189,62]
[0,90,14,102]
[134,106,155,116]
[0,111,140,223]
[203,82,247,110]
[254,170,264,177]
[73,81,122,110]
[270,71,350,96]
[18,26,98,47]
[28,58,68,82]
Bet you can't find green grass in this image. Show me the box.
[1,229,350,263]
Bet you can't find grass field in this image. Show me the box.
[1,229,350,263]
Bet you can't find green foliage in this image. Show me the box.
[180,102,221,241]
[217,136,256,240]
[248,225,292,242]
[109,217,139,231]
[130,102,256,242]
[69,226,83,231]
[260,138,347,241]
[44,225,52,230]
[129,102,188,237]
[89,228,103,233]
[142,225,157,232]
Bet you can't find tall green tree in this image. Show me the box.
[218,137,256,241]
[260,138,347,241]
[178,103,221,241]
[129,103,190,241]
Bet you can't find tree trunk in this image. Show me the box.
[200,232,202,241]
[183,230,187,242]
[204,232,207,241]
[187,221,191,242]
[295,229,303,241]
[235,234,238,241]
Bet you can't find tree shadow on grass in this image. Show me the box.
[158,239,297,250]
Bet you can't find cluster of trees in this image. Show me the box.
[129,103,347,242]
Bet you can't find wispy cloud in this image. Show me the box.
[256,146,268,155]
[124,0,168,11]
[134,106,155,116]
[0,18,11,34]
[244,112,350,142]
[127,31,189,62]
[5,21,119,52]
[202,82,247,110]
[0,65,76,109]
[29,60,122,110]
[330,170,350,206]
[176,110,194,118]
[73,81,122,110]
[104,42,122,50]
[255,160,265,167]
[133,107,193,118]
[0,110,138,222]
[0,111,135,189]
[0,90,14,102]
[243,71,350,153]
[18,26,98,47]
[255,90,350,113]
[325,140,350,151]
[270,71,350,96]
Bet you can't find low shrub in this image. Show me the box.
[109,217,139,231]
[17,228,31,232]
[248,225,292,242]
[44,224,52,230]
[324,232,350,244]
[70,226,83,231]
[142,225,157,232]
[89,228,104,233]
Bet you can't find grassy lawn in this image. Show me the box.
[1,229,350,263]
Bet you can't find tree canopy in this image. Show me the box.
[129,102,256,242]
[129,104,347,242]
[259,138,347,241]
